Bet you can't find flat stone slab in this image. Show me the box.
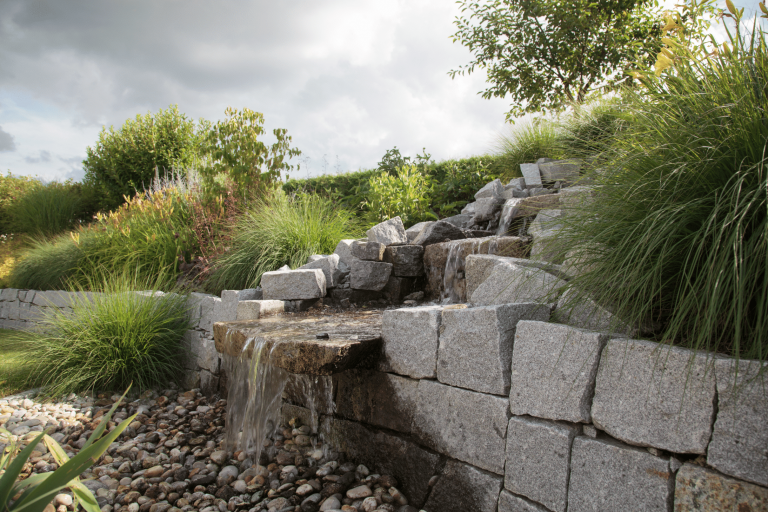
[538,160,580,184]
[520,163,542,188]
[707,358,768,486]
[510,321,609,423]
[469,261,564,306]
[380,305,443,379]
[498,491,549,512]
[674,463,768,511]
[412,219,466,247]
[505,416,579,512]
[262,269,326,300]
[568,436,672,512]
[236,300,286,320]
[212,310,382,375]
[591,338,717,454]
[298,254,341,287]
[423,459,502,512]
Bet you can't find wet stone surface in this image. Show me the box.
[0,388,417,512]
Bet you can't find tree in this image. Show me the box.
[83,105,201,210]
[200,107,301,200]
[450,0,662,118]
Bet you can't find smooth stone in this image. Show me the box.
[366,217,407,246]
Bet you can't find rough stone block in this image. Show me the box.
[674,463,768,511]
[504,416,579,512]
[323,418,441,507]
[412,219,466,247]
[507,177,526,190]
[366,216,407,245]
[498,491,549,512]
[333,239,358,269]
[334,370,418,434]
[469,261,564,306]
[283,373,335,416]
[529,209,565,236]
[516,194,561,217]
[380,305,442,379]
[381,275,417,301]
[558,186,595,208]
[538,160,580,184]
[351,240,385,261]
[520,163,542,188]
[568,436,672,512]
[190,293,218,332]
[280,404,315,432]
[591,338,717,454]
[182,330,203,370]
[465,254,516,300]
[530,229,565,264]
[510,321,609,423]
[238,288,261,300]
[31,291,49,307]
[405,221,432,243]
[503,187,530,199]
[441,213,473,229]
[349,260,392,291]
[707,358,768,486]
[472,197,506,223]
[236,300,286,320]
[554,288,632,335]
[0,289,18,302]
[199,369,219,396]
[196,335,220,373]
[438,304,549,395]
[412,379,509,474]
[219,290,241,322]
[475,178,504,199]
[423,460,502,512]
[261,269,326,300]
[383,244,424,276]
[299,253,341,287]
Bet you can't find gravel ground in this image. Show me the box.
[0,387,419,512]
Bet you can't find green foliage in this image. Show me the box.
[0,173,39,232]
[377,147,431,175]
[282,169,381,215]
[0,390,136,512]
[450,0,662,118]
[15,273,193,397]
[553,12,768,360]
[200,107,300,200]
[9,188,196,291]
[365,165,438,227]
[5,182,84,238]
[82,105,201,210]
[206,192,361,293]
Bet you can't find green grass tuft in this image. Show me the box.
[6,182,84,238]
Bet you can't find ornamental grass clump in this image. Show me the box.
[207,191,361,293]
[5,182,83,238]
[553,13,768,361]
[18,271,193,398]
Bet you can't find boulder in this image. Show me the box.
[520,163,542,188]
[538,159,580,185]
[441,214,473,229]
[405,221,433,243]
[380,305,443,379]
[471,197,506,223]
[350,260,393,291]
[383,244,424,276]
[469,261,564,305]
[366,216,407,245]
[474,179,504,200]
[261,269,326,300]
[502,188,529,199]
[529,209,565,237]
[412,220,466,247]
[333,239,358,269]
[299,253,341,287]
[351,240,385,261]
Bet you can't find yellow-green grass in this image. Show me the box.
[0,329,35,398]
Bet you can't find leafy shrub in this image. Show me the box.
[17,273,193,397]
[83,105,202,210]
[365,164,437,227]
[206,192,361,293]
[282,169,381,216]
[5,182,83,238]
[553,12,768,360]
[0,173,39,233]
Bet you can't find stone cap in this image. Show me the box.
[213,310,382,375]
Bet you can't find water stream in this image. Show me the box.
[496,198,523,236]
[441,237,501,303]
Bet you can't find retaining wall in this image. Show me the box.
[277,304,768,512]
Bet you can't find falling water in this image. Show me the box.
[497,198,523,236]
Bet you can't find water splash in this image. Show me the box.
[497,198,523,236]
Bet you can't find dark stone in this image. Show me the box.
[323,418,441,507]
[423,460,502,512]
[382,276,419,302]
[334,370,417,435]
[190,473,216,486]
[412,220,466,247]
[215,485,237,501]
[383,245,425,277]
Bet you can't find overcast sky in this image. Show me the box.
[0,0,755,182]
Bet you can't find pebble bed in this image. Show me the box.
[0,387,419,512]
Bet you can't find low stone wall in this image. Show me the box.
[276,305,768,512]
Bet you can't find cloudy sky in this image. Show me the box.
[0,0,755,182]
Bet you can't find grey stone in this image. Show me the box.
[236,300,286,320]
[591,338,717,454]
[323,418,441,507]
[520,163,542,188]
[0,289,18,302]
[507,177,526,190]
[351,240,386,261]
[261,269,326,300]
[412,379,509,474]
[383,245,424,277]
[554,288,632,335]
[238,288,261,300]
[583,425,598,438]
[707,358,768,486]
[438,304,549,395]
[528,187,553,197]
[465,254,517,300]
[380,305,442,379]
[411,220,466,247]
[503,188,529,200]
[558,186,595,208]
[423,460,502,512]
[530,229,566,264]
[469,261,564,306]
[334,370,418,434]
[190,293,218,332]
[219,290,241,322]
[538,160,580,185]
[568,436,672,512]
[306,254,326,263]
[441,213,473,229]
[461,201,477,215]
[382,276,418,301]
[674,463,768,511]
[475,178,504,200]
[510,321,609,423]
[333,239,358,269]
[44,291,73,308]
[299,253,341,286]
[349,260,392,291]
[405,221,433,243]
[504,416,579,512]
[471,197,506,223]
[367,216,407,245]
[529,209,565,236]
[497,491,549,512]
[199,369,219,396]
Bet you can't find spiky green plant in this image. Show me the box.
[6,182,83,238]
[206,191,361,293]
[495,118,564,180]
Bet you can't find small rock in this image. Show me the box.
[346,485,373,500]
